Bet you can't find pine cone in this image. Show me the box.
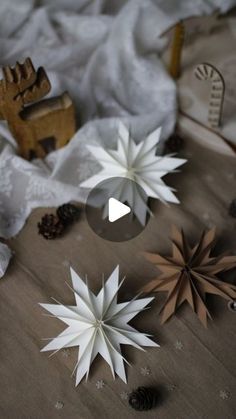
[229,199,236,218]
[38,214,65,239]
[128,387,158,411]
[57,203,80,225]
[165,133,184,153]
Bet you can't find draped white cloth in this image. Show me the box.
[0,0,235,274]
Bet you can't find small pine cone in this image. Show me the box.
[128,387,158,411]
[57,203,80,225]
[165,133,184,153]
[38,214,65,240]
[229,199,236,218]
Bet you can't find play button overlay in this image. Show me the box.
[108,198,131,222]
[85,177,150,242]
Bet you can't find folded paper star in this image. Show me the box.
[40,266,159,386]
[141,226,236,327]
[80,122,186,225]
[0,242,12,278]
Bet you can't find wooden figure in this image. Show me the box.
[169,22,185,79]
[173,13,236,156]
[166,14,220,80]
[194,62,225,128]
[0,58,76,159]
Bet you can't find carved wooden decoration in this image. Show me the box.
[194,63,225,128]
[0,58,76,159]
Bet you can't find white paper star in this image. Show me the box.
[0,242,12,278]
[80,122,186,224]
[40,266,159,386]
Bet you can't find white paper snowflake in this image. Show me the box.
[80,122,186,224]
[40,265,159,386]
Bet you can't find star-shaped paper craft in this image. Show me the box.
[0,242,12,278]
[141,226,236,327]
[80,122,186,225]
[40,266,159,386]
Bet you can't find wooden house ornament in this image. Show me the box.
[0,58,76,159]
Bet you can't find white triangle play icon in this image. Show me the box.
[108,198,131,222]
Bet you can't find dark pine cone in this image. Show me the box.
[229,199,236,218]
[57,203,80,225]
[38,214,65,239]
[128,387,158,411]
[165,133,184,153]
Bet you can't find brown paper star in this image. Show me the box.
[141,226,236,327]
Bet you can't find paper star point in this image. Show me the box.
[40,265,159,385]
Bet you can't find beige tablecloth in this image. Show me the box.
[1,136,236,419]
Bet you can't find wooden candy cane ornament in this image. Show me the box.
[194,63,225,128]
